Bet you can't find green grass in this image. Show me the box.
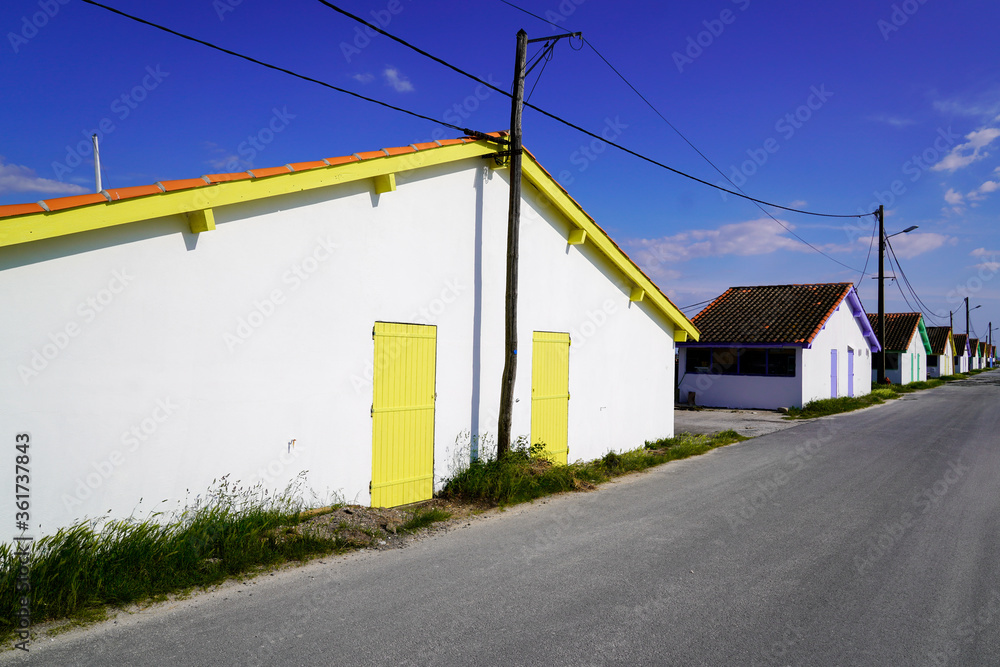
[440,430,747,506]
[0,475,346,642]
[400,508,452,532]
[785,374,964,419]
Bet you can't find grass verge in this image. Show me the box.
[440,430,748,507]
[0,477,450,644]
[784,373,974,419]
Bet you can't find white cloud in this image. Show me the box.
[0,157,88,197]
[933,97,1000,118]
[966,178,1000,202]
[870,114,917,128]
[944,188,964,205]
[971,247,999,258]
[352,72,374,84]
[627,218,811,273]
[787,200,808,208]
[931,127,1000,172]
[885,232,955,259]
[382,67,414,93]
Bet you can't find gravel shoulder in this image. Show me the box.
[674,406,803,437]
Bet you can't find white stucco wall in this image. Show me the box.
[677,294,874,410]
[0,158,678,536]
[676,350,801,410]
[802,301,873,403]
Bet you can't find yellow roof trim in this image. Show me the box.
[0,138,697,340]
[520,156,699,341]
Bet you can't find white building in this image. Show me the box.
[925,326,955,378]
[953,334,971,373]
[0,135,698,536]
[867,313,931,385]
[677,283,879,410]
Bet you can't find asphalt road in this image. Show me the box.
[6,373,1000,666]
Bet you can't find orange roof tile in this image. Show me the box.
[247,166,292,178]
[41,192,110,212]
[287,160,327,172]
[691,283,855,345]
[204,172,252,184]
[353,150,389,160]
[382,146,416,156]
[103,184,164,201]
[410,142,440,151]
[865,312,921,351]
[158,177,211,192]
[435,139,465,146]
[0,202,46,217]
[324,155,359,166]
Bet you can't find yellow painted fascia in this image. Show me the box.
[0,142,494,249]
[520,157,699,342]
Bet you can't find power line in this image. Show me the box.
[314,0,874,220]
[494,0,865,273]
[856,215,877,287]
[680,298,715,311]
[79,0,501,145]
[885,236,946,325]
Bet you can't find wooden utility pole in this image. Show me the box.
[496,29,528,459]
[877,205,886,384]
[496,29,580,459]
[965,296,970,337]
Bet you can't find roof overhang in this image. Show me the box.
[916,318,932,355]
[0,137,699,342]
[846,286,881,353]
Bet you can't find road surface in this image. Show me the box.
[6,372,1000,666]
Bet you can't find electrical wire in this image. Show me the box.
[495,0,866,272]
[79,0,501,145]
[856,215,878,287]
[313,0,874,220]
[885,235,947,325]
[525,43,554,103]
[680,298,714,311]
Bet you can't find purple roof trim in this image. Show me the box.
[846,286,881,353]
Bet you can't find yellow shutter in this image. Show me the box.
[371,322,436,507]
[531,331,570,465]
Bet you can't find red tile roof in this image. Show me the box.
[954,334,969,355]
[925,326,953,356]
[866,312,921,351]
[689,283,855,344]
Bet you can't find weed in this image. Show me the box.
[441,431,747,506]
[401,508,453,532]
[0,474,344,643]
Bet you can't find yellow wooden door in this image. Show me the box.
[371,322,436,507]
[531,331,570,465]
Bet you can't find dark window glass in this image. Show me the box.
[686,348,711,374]
[885,352,899,370]
[740,349,767,375]
[767,349,796,377]
[712,349,738,375]
[928,355,938,367]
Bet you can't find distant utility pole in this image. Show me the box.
[497,28,580,459]
[966,296,970,337]
[877,205,886,384]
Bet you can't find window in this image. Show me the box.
[885,352,899,370]
[928,355,938,367]
[684,347,796,377]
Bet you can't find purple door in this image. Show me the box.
[847,349,854,397]
[831,349,838,398]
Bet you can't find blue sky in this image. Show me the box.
[3,0,1000,341]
